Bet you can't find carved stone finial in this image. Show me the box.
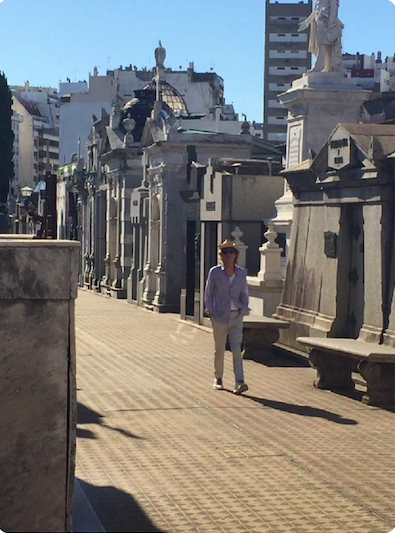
[231,226,245,245]
[123,117,135,133]
[123,118,136,147]
[263,224,280,249]
[155,41,166,69]
[241,117,250,135]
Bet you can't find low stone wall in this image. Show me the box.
[0,238,79,533]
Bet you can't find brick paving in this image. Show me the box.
[75,290,395,533]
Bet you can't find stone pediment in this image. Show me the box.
[104,127,124,152]
[312,123,395,181]
[140,118,166,148]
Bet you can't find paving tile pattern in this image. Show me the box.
[76,290,395,533]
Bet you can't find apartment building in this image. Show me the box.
[263,0,312,143]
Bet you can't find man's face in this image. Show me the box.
[221,248,237,267]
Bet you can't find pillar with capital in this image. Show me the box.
[153,182,167,309]
[142,165,164,307]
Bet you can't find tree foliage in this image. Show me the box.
[0,71,14,204]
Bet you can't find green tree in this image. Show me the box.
[0,71,14,233]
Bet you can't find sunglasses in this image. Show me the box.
[221,248,237,255]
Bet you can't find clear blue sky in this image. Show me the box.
[0,0,394,122]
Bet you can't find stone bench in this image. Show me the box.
[242,315,290,360]
[297,337,395,408]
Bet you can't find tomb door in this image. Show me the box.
[346,204,365,339]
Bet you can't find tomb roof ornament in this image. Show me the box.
[155,40,166,69]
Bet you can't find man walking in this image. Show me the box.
[204,239,250,395]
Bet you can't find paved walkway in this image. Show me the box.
[75,290,395,533]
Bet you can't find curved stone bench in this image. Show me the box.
[297,337,395,408]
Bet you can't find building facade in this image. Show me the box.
[59,53,262,167]
[263,0,312,143]
[343,51,395,92]
[11,111,23,194]
[11,83,59,189]
[62,43,283,320]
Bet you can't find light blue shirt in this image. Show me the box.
[204,265,250,324]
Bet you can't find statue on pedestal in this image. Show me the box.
[299,0,344,73]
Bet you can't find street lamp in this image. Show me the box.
[20,186,33,198]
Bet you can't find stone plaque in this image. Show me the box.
[287,123,302,168]
[324,231,337,259]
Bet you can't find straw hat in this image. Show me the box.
[219,239,239,252]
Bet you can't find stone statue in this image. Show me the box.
[299,0,344,73]
[155,40,166,69]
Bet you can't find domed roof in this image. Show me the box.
[121,88,156,142]
[123,97,139,110]
[142,80,188,115]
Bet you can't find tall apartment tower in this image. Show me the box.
[263,0,313,143]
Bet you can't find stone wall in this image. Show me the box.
[0,238,79,533]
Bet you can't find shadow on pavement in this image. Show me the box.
[241,395,359,425]
[77,480,164,533]
[242,346,311,368]
[77,402,144,440]
[244,354,311,368]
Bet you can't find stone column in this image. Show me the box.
[112,175,124,294]
[153,184,167,308]
[138,195,150,305]
[88,191,95,289]
[95,190,106,291]
[84,252,91,287]
[0,238,79,533]
[101,180,112,293]
[107,178,118,294]
[142,177,158,306]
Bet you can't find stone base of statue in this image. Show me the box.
[279,72,371,169]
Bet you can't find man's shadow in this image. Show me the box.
[75,480,163,533]
[223,391,358,425]
[77,402,144,440]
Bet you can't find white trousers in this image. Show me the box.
[211,311,245,384]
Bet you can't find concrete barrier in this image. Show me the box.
[0,238,79,533]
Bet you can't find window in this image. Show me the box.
[277,33,286,36]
